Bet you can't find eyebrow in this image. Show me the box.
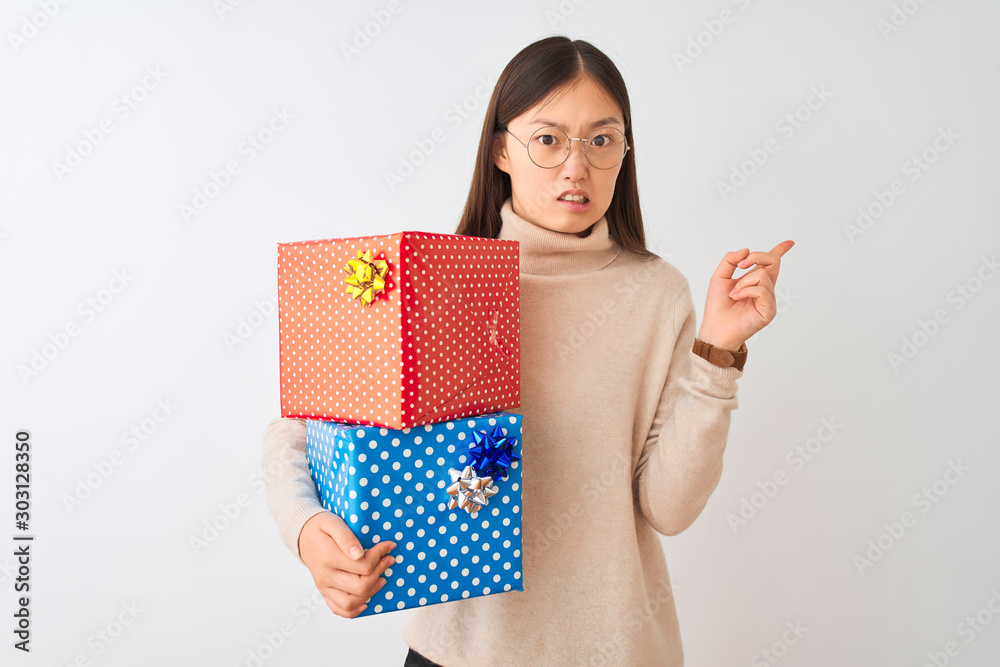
[528,117,623,130]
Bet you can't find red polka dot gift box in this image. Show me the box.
[278,232,520,429]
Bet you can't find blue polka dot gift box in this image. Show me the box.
[305,411,524,617]
[278,232,520,430]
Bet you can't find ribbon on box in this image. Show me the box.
[343,249,389,307]
[468,424,521,481]
[445,426,520,515]
[446,465,498,515]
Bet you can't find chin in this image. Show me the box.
[563,205,606,228]
[550,211,595,235]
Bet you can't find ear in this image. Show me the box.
[493,132,511,175]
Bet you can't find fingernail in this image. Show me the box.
[359,604,368,613]
[729,290,737,298]
[350,546,363,559]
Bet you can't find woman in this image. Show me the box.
[263,35,792,666]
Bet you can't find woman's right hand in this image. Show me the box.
[298,511,397,618]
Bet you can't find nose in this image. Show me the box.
[559,138,589,180]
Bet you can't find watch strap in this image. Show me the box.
[693,339,747,371]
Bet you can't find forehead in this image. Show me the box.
[522,77,623,126]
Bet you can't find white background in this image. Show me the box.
[2,1,999,666]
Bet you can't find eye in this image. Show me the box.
[590,133,613,147]
[535,134,559,147]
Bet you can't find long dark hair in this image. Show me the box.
[455,36,654,259]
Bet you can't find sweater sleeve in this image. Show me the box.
[634,283,742,537]
[261,416,328,563]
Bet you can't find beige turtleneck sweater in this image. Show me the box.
[261,198,742,666]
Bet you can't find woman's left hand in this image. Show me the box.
[697,240,795,351]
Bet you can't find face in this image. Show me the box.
[493,76,626,237]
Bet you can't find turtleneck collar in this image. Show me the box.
[497,197,621,276]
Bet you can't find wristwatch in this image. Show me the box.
[692,338,748,371]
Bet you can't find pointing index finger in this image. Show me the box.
[770,240,795,257]
[737,241,795,269]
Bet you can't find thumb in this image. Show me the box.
[319,512,365,561]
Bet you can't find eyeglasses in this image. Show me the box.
[504,125,629,170]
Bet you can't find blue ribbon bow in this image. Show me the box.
[468,425,521,482]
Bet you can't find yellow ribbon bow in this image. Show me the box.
[343,249,389,307]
